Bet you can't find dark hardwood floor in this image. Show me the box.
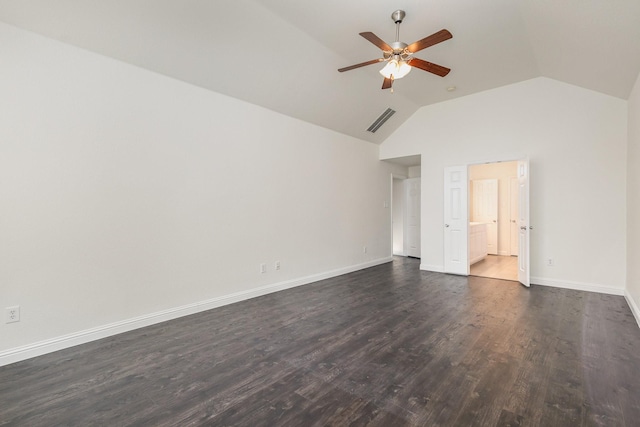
[2,257,640,426]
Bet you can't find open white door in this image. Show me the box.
[517,160,530,287]
[509,176,519,256]
[444,166,468,275]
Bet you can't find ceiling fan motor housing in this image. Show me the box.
[390,41,408,53]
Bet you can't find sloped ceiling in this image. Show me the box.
[1,0,639,144]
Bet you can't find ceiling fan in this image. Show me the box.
[338,10,452,91]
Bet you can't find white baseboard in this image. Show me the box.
[530,276,624,296]
[624,290,640,328]
[420,264,444,273]
[0,257,392,367]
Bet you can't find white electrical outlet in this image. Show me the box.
[275,261,281,270]
[260,263,267,274]
[547,258,554,267]
[363,246,367,254]
[6,306,20,323]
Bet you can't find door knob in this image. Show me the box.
[520,226,527,230]
[445,224,450,228]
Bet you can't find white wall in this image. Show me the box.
[408,166,421,178]
[0,23,405,360]
[381,77,628,293]
[469,162,518,256]
[627,72,640,324]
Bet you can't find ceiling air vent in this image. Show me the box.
[367,108,396,133]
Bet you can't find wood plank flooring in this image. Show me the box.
[470,255,518,282]
[1,257,640,426]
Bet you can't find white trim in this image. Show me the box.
[420,263,444,273]
[0,257,392,367]
[624,290,640,328]
[531,276,624,296]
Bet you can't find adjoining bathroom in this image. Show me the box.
[468,161,519,281]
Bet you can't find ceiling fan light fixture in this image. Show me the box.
[379,59,411,79]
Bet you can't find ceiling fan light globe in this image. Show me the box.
[379,59,411,79]
[379,60,398,78]
[395,61,412,78]
[380,59,398,79]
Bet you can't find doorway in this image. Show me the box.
[392,175,421,258]
[392,177,405,256]
[444,160,530,287]
[390,159,422,259]
[468,161,518,281]
[404,177,421,258]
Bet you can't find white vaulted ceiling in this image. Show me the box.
[1,0,639,144]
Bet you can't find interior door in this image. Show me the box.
[517,160,530,287]
[405,178,421,258]
[471,179,498,255]
[444,166,468,275]
[509,176,519,256]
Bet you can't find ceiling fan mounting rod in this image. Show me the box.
[392,10,405,43]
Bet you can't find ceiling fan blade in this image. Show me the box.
[382,77,393,90]
[408,58,451,77]
[359,32,393,52]
[338,58,385,73]
[406,29,452,53]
